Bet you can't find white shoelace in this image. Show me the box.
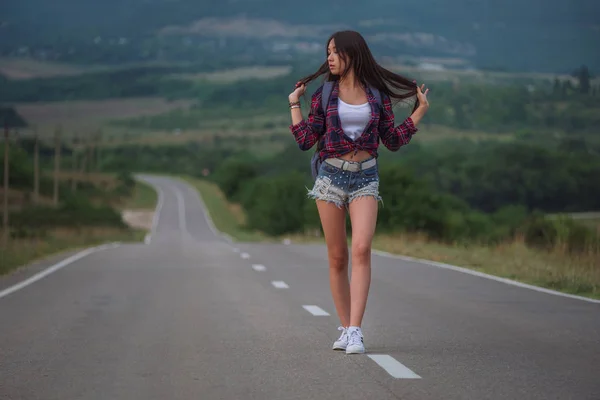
[337,326,347,341]
[348,329,363,346]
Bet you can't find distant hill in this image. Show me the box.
[1,0,598,73]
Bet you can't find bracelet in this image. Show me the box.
[289,101,300,108]
[290,105,301,110]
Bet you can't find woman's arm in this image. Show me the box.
[379,84,430,151]
[378,95,419,151]
[288,85,326,151]
[408,105,429,126]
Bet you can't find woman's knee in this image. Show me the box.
[352,242,372,262]
[328,248,348,271]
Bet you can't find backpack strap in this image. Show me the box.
[316,81,334,152]
[321,81,334,115]
[370,86,383,109]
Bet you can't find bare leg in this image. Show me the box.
[316,200,350,328]
[348,196,378,328]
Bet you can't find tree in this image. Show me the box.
[0,107,28,129]
[573,65,591,95]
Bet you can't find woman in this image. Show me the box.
[288,30,430,354]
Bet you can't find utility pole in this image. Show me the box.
[53,126,61,206]
[87,137,94,173]
[33,127,40,204]
[3,123,9,248]
[71,134,78,191]
[79,136,88,178]
[95,129,102,172]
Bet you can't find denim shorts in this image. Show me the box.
[307,157,382,208]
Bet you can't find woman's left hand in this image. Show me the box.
[416,83,430,109]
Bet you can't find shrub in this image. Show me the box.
[213,157,259,201]
[520,214,599,254]
[7,196,125,230]
[377,167,493,242]
[243,172,308,236]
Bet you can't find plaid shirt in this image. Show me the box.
[289,80,418,160]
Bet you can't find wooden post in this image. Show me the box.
[71,134,78,191]
[87,135,94,173]
[53,126,61,206]
[79,137,88,177]
[95,130,102,172]
[3,124,9,248]
[33,127,40,204]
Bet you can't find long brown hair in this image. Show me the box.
[297,30,419,112]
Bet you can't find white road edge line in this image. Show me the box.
[271,281,289,289]
[373,250,600,305]
[367,355,422,379]
[173,187,188,236]
[302,305,330,316]
[252,264,266,271]
[241,252,250,259]
[0,243,121,300]
[177,178,234,244]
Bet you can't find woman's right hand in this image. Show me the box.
[289,83,306,102]
[416,83,430,110]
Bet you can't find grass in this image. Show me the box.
[13,97,194,135]
[180,176,267,242]
[0,57,202,80]
[0,177,158,277]
[372,233,599,300]
[188,176,600,300]
[122,180,158,210]
[549,212,600,231]
[0,226,145,276]
[170,65,292,83]
[117,179,159,233]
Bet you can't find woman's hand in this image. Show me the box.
[416,83,429,110]
[409,83,430,126]
[289,82,306,103]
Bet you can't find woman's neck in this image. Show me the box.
[338,71,361,90]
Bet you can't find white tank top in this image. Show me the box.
[338,98,371,141]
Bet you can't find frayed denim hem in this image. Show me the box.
[348,181,384,207]
[306,177,383,209]
[305,177,346,209]
[306,189,346,209]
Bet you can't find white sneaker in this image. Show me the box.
[346,326,365,354]
[332,326,348,351]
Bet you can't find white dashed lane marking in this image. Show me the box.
[252,264,266,271]
[302,305,330,316]
[367,355,422,379]
[271,281,289,289]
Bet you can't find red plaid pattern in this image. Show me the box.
[289,80,418,160]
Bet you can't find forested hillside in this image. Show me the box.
[1,0,598,72]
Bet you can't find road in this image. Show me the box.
[1,175,599,400]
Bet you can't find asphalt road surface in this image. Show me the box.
[1,175,599,400]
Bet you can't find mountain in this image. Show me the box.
[1,0,598,73]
